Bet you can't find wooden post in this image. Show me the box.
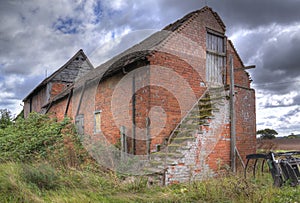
[229,55,236,173]
[64,89,73,117]
[76,82,86,116]
[120,126,127,160]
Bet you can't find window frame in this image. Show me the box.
[75,114,84,135]
[206,29,226,85]
[94,110,102,133]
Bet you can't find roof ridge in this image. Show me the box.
[163,6,226,32]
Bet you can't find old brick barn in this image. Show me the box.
[23,7,256,184]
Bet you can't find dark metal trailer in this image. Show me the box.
[245,151,300,187]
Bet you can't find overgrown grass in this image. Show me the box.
[0,161,299,203]
[0,113,298,202]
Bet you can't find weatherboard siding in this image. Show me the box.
[53,53,93,82]
[23,85,48,117]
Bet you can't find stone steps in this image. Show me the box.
[142,86,227,176]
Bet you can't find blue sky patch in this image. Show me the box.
[53,17,81,34]
[93,0,102,24]
[111,31,115,39]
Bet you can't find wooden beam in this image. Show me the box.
[64,89,73,117]
[234,65,256,71]
[76,82,86,116]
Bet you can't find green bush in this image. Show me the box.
[0,113,67,162]
[0,113,87,165]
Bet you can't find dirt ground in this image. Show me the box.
[257,138,300,151]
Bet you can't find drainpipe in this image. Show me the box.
[132,75,136,155]
[146,117,151,158]
[229,55,236,173]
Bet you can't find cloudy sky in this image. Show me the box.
[1,0,300,136]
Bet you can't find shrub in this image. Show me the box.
[0,112,94,172]
[0,113,67,162]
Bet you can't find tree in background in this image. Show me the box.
[0,109,12,129]
[287,133,300,139]
[257,128,278,139]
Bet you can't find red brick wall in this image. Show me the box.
[90,51,208,155]
[47,95,73,121]
[235,87,256,163]
[227,41,257,164]
[48,98,67,120]
[94,72,123,145]
[50,82,69,99]
[163,7,225,82]
[76,81,98,136]
[206,124,231,171]
[147,52,207,154]
[134,85,182,154]
[147,52,205,98]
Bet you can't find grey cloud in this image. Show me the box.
[284,107,300,118]
[0,74,36,113]
[264,121,275,127]
[250,33,300,95]
[98,1,163,31]
[209,0,300,32]
[276,124,300,135]
[265,116,277,120]
[292,93,300,105]
[151,0,300,33]
[263,36,300,78]
[277,107,300,125]
[15,76,44,100]
[257,122,265,126]
[0,99,18,107]
[262,91,299,108]
[264,102,294,109]
[89,29,157,66]
[0,74,42,100]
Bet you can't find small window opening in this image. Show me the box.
[75,114,84,135]
[94,110,102,133]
